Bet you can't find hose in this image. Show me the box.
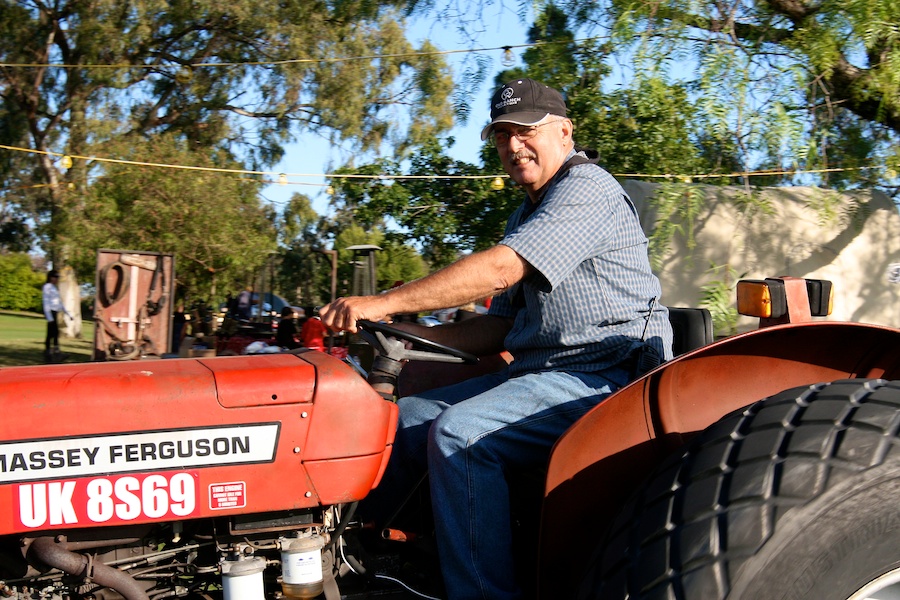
[145,256,168,316]
[97,262,130,307]
[327,501,358,553]
[27,536,150,600]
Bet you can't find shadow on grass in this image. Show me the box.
[0,311,96,367]
[0,335,95,367]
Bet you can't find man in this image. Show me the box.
[320,78,673,599]
[42,270,71,363]
[236,287,252,320]
[275,306,302,349]
[300,312,327,352]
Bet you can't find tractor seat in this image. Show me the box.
[668,307,714,356]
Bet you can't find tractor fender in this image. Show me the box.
[539,321,900,599]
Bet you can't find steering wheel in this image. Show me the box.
[357,319,479,365]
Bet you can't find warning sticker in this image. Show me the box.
[209,481,246,510]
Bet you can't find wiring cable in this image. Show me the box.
[337,533,443,600]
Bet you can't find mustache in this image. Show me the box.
[509,150,536,161]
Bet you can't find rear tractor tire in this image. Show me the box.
[579,379,900,600]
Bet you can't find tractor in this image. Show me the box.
[1,275,899,599]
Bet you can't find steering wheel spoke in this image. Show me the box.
[358,320,479,365]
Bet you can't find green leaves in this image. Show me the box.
[1,0,457,269]
[0,254,43,312]
[561,0,900,198]
[327,136,519,269]
[68,135,276,300]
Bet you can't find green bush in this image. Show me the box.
[0,254,43,311]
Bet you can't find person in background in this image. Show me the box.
[319,78,673,599]
[42,270,71,363]
[171,300,187,354]
[275,306,301,349]
[236,287,252,320]
[301,311,327,352]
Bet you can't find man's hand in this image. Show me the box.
[319,295,389,333]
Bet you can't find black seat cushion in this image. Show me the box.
[668,307,714,356]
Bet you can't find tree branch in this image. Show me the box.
[629,0,900,134]
[827,57,900,132]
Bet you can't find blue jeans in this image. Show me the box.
[369,366,628,600]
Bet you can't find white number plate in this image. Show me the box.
[16,471,199,528]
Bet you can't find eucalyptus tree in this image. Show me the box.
[499,3,742,181]
[326,4,740,259]
[277,192,334,307]
[327,137,519,269]
[0,0,455,266]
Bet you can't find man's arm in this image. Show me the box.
[320,244,530,333]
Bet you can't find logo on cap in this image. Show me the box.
[495,86,521,111]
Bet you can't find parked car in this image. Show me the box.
[417,315,442,327]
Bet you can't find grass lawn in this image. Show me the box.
[0,310,95,367]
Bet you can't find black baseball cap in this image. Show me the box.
[481,78,568,141]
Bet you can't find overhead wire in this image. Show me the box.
[0,40,564,70]
[0,33,893,187]
[0,143,889,188]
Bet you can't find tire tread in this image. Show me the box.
[582,379,900,600]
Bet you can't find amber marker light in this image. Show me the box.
[736,280,787,319]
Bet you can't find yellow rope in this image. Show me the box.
[0,40,559,70]
[0,143,886,185]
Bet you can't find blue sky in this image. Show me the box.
[259,9,530,215]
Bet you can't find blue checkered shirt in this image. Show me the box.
[489,150,673,376]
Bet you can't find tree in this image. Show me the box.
[0,0,455,265]
[70,135,276,302]
[329,138,519,268]
[276,192,335,307]
[0,253,42,311]
[562,0,900,197]
[497,4,743,180]
[378,235,429,291]
[0,211,33,253]
[328,4,746,257]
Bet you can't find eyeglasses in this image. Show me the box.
[489,119,564,146]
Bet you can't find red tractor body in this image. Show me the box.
[0,352,396,537]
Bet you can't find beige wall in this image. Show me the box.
[623,181,900,331]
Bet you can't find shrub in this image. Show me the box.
[0,254,43,312]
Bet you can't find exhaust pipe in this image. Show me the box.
[27,536,150,600]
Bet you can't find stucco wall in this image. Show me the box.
[622,181,900,331]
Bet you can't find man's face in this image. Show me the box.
[493,118,572,200]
